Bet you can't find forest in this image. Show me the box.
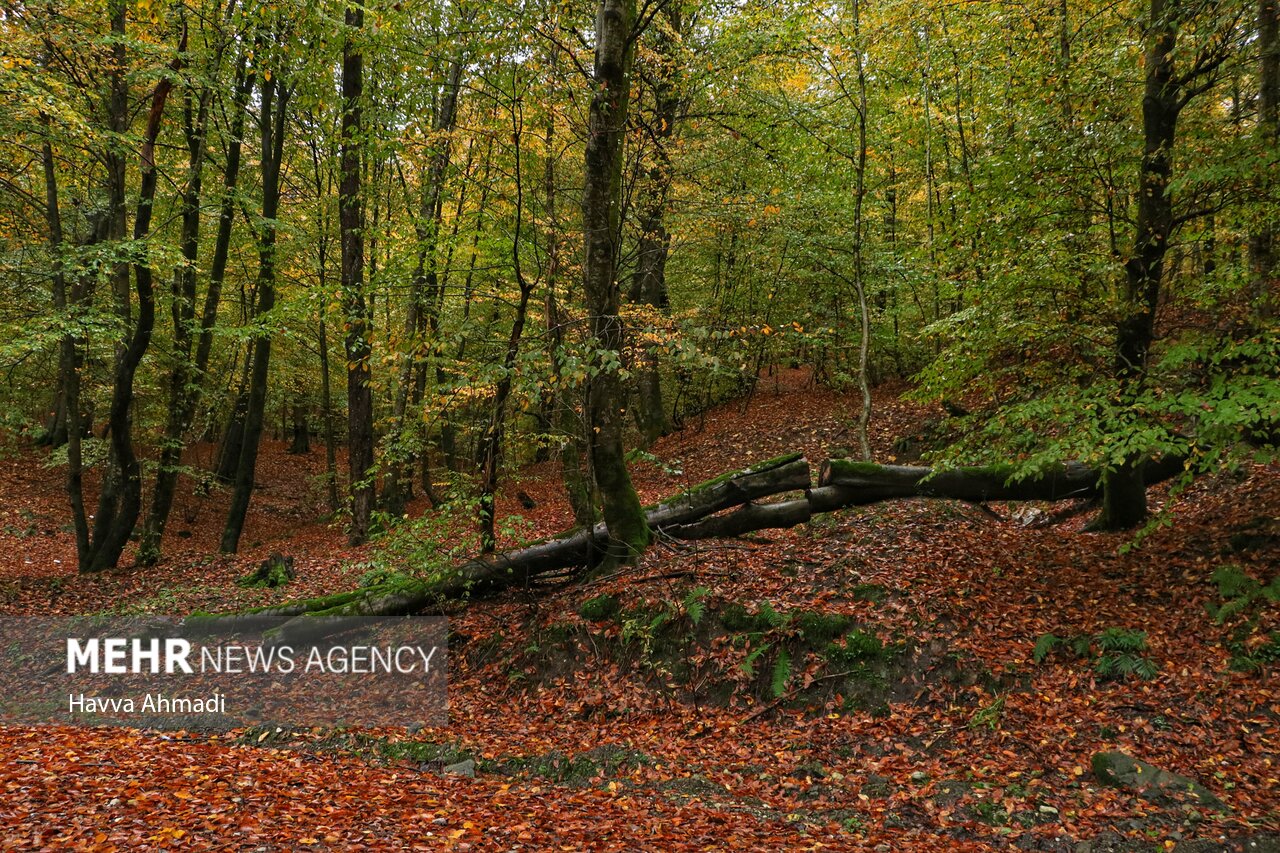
[0,0,1277,847]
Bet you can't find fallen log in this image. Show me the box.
[186,452,1184,645]
[818,457,1184,501]
[185,454,812,645]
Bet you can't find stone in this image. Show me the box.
[443,759,476,778]
[1091,752,1227,812]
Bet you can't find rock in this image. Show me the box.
[1090,752,1227,811]
[443,759,476,778]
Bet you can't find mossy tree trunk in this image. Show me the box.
[582,0,649,568]
[188,452,1186,644]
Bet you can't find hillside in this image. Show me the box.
[1,374,1277,851]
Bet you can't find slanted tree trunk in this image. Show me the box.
[582,0,650,568]
[185,454,810,643]
[340,3,375,546]
[221,62,288,554]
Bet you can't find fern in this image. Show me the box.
[1032,628,1157,681]
[1095,652,1158,681]
[1032,633,1061,663]
[1096,627,1148,653]
[771,649,792,698]
[1206,565,1280,625]
[741,643,771,677]
[683,586,710,627]
[757,602,789,630]
[1212,564,1255,599]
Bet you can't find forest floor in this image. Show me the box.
[1,369,1278,851]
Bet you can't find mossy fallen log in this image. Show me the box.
[184,454,813,642]
[187,452,1184,644]
[818,457,1184,501]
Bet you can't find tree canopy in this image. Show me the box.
[0,0,1276,570]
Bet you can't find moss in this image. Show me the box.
[795,611,854,647]
[720,602,755,632]
[542,621,577,646]
[579,594,621,622]
[824,630,885,666]
[380,739,471,765]
[236,554,296,589]
[851,583,888,604]
[825,459,886,477]
[683,452,805,496]
[497,746,652,785]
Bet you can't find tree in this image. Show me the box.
[1251,0,1279,317]
[1095,0,1244,530]
[582,0,650,567]
[340,0,375,546]
[221,31,290,553]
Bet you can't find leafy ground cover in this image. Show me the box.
[1,371,1277,851]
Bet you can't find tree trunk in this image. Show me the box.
[543,112,596,531]
[1250,0,1278,318]
[318,317,340,511]
[851,0,872,460]
[383,50,467,515]
[582,0,650,568]
[1097,0,1180,531]
[289,399,311,455]
[628,4,683,447]
[216,384,249,483]
[142,51,252,564]
[84,16,179,571]
[221,64,287,554]
[477,98,534,551]
[42,123,90,564]
[340,4,375,545]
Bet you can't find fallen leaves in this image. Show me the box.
[1,370,1278,849]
